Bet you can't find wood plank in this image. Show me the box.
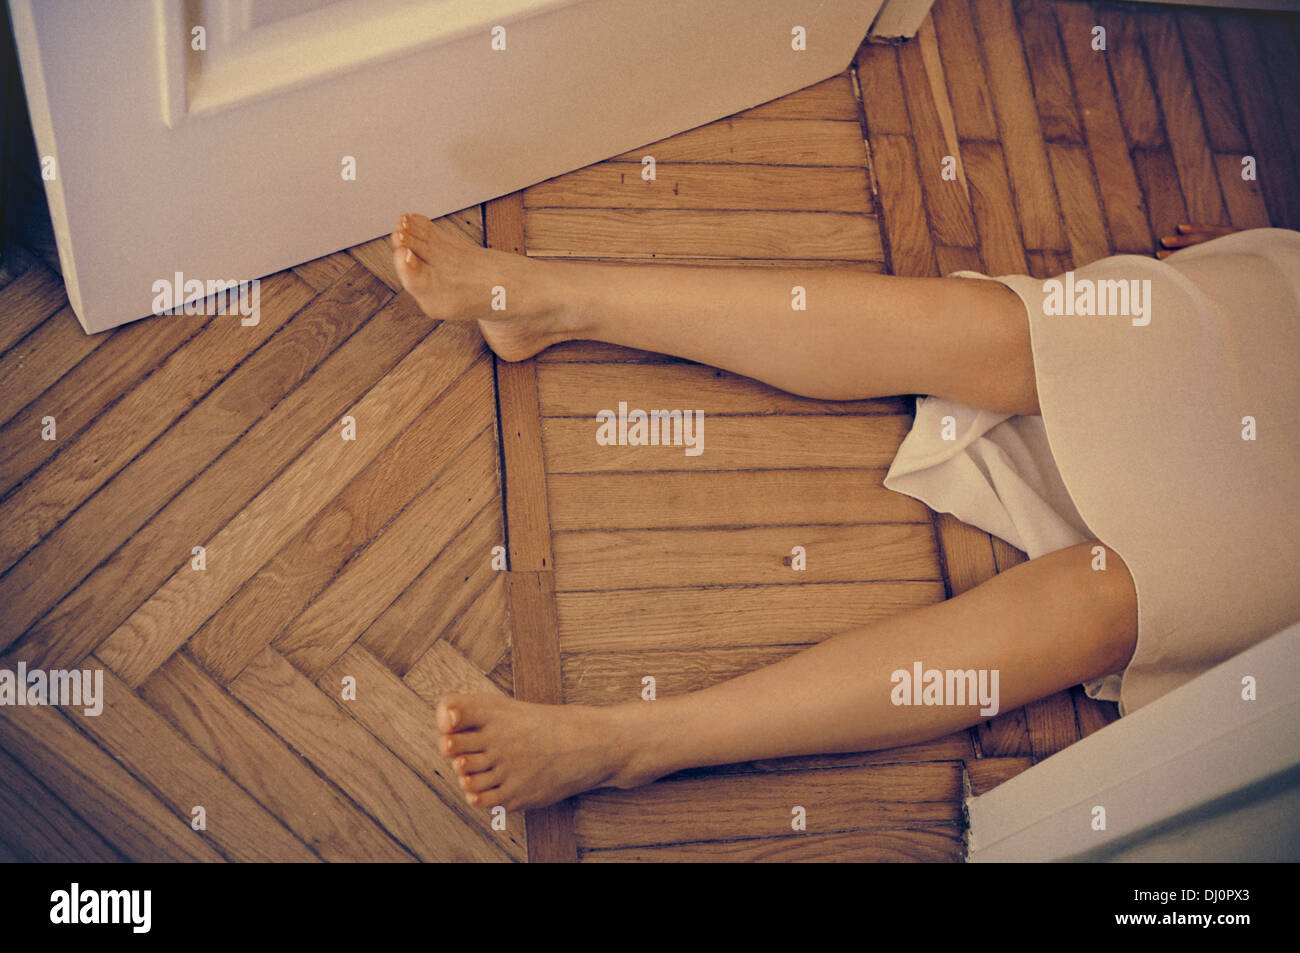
[0,301,200,498]
[961,141,1029,276]
[1177,12,1250,154]
[564,644,799,705]
[11,294,462,673]
[444,574,511,674]
[1137,9,1229,227]
[140,652,415,862]
[271,428,499,681]
[553,523,939,592]
[934,244,985,276]
[990,536,1027,574]
[930,0,999,141]
[1214,152,1272,230]
[1132,148,1188,246]
[0,746,124,862]
[1014,0,1082,145]
[974,705,1034,758]
[609,119,870,166]
[0,305,101,427]
[734,72,861,122]
[541,414,913,472]
[0,264,68,355]
[75,658,318,862]
[548,469,929,532]
[92,319,485,688]
[855,42,911,138]
[186,358,494,683]
[970,0,1067,251]
[896,26,978,246]
[1256,16,1300,169]
[0,702,223,861]
[230,648,509,862]
[1054,2,1152,254]
[485,190,575,863]
[583,825,964,861]
[488,650,514,694]
[537,361,905,418]
[1024,689,1081,762]
[1219,13,1300,229]
[0,272,319,642]
[361,499,505,676]
[965,755,1032,796]
[0,274,311,578]
[1103,9,1164,149]
[507,571,577,862]
[574,762,963,848]
[556,580,946,653]
[1071,684,1120,739]
[932,512,995,598]
[1048,143,1111,266]
[524,208,883,261]
[292,250,355,291]
[493,343,553,558]
[862,134,937,277]
[405,636,508,706]
[524,163,872,213]
[320,644,526,860]
[1025,249,1072,280]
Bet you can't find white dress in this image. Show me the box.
[884,228,1300,715]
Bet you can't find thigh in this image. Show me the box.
[921,540,1138,711]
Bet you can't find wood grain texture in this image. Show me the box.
[320,644,526,860]
[970,0,1068,251]
[574,762,963,848]
[556,581,946,654]
[548,469,929,532]
[485,190,575,863]
[1054,2,1152,253]
[525,208,883,261]
[553,523,939,591]
[140,652,415,862]
[231,648,508,862]
[541,414,913,472]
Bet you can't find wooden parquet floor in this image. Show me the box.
[1,0,1296,862]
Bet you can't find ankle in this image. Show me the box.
[603,702,679,789]
[529,258,596,342]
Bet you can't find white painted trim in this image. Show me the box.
[966,622,1300,862]
[868,0,935,39]
[9,0,883,333]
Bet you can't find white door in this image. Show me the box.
[9,0,885,333]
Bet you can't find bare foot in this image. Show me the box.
[434,693,662,812]
[1157,223,1237,260]
[391,213,579,361]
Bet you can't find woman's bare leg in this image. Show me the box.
[435,541,1137,812]
[392,214,1040,415]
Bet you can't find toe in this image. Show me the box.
[452,752,494,776]
[442,730,485,757]
[436,694,487,733]
[460,769,501,794]
[468,786,506,810]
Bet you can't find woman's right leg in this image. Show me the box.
[392,215,1041,416]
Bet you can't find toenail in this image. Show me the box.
[405,249,414,264]
[449,708,460,728]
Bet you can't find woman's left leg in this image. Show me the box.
[436,541,1138,812]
